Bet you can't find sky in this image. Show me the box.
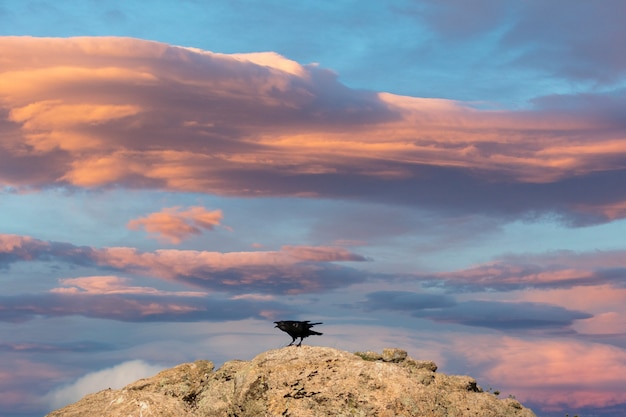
[1,1,626,416]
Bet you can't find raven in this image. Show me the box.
[274,320,323,346]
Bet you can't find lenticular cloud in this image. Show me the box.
[2,36,626,223]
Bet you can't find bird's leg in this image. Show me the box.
[296,338,303,347]
[288,336,296,346]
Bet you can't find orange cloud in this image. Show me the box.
[2,37,626,222]
[127,206,224,243]
[95,244,365,274]
[9,101,140,131]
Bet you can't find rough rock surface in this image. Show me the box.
[47,346,536,417]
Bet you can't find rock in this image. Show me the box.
[382,347,407,362]
[353,350,382,361]
[405,358,438,372]
[47,346,536,417]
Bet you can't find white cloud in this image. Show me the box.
[44,360,166,410]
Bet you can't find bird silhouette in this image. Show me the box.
[274,320,323,346]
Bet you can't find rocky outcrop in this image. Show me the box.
[47,346,536,417]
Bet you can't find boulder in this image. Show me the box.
[47,346,536,417]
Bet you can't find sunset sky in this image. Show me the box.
[2,1,626,416]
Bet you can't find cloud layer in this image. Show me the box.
[4,232,620,337]
[420,250,626,291]
[0,233,368,299]
[2,37,626,225]
[362,290,591,331]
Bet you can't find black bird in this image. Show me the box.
[274,320,323,346]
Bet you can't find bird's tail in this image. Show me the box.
[310,330,323,336]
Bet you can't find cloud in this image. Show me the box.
[406,0,509,41]
[0,235,371,322]
[0,258,301,323]
[0,291,291,323]
[411,0,626,85]
[361,290,456,311]
[0,341,113,353]
[502,0,626,84]
[576,312,626,336]
[362,290,591,331]
[281,245,369,262]
[0,234,368,294]
[417,300,591,330]
[420,249,626,292]
[127,206,224,243]
[2,37,626,224]
[0,358,64,412]
[507,285,626,337]
[0,233,96,267]
[44,360,166,410]
[50,276,207,297]
[454,336,626,410]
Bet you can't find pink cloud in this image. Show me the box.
[0,292,209,322]
[93,244,366,293]
[0,358,63,411]
[282,245,369,262]
[574,200,626,222]
[575,312,626,335]
[96,245,364,271]
[455,335,626,410]
[2,37,626,223]
[127,206,224,243]
[50,276,207,297]
[0,287,290,323]
[514,285,626,312]
[423,249,626,291]
[435,263,596,288]
[0,233,41,252]
[0,234,367,294]
[509,285,626,335]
